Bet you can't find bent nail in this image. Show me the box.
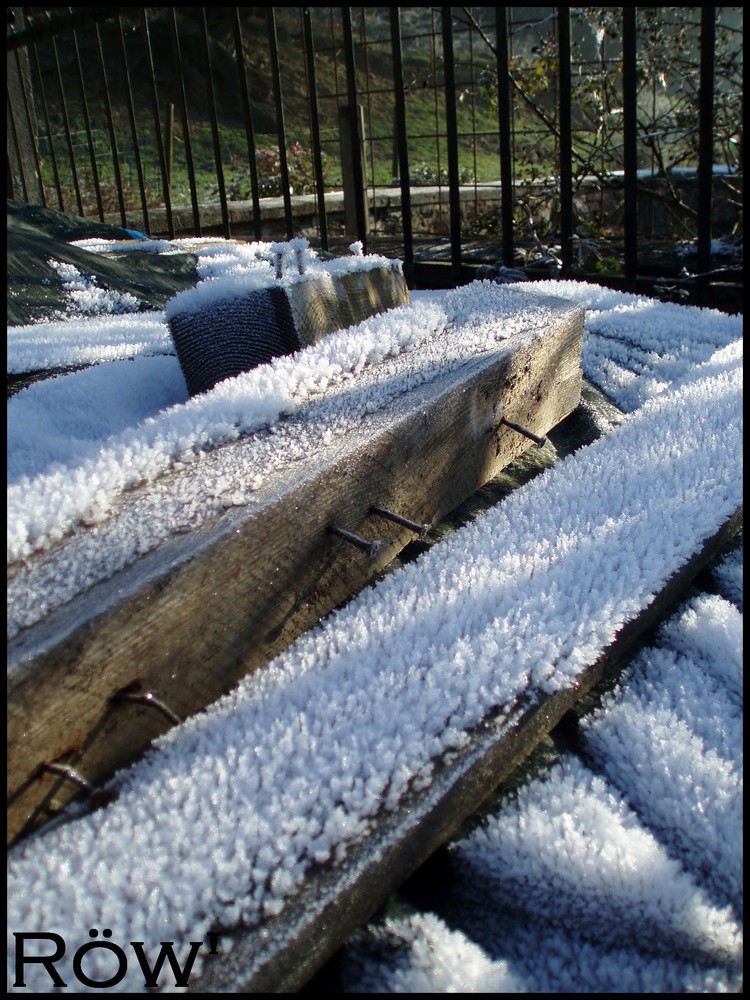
[329,525,382,560]
[370,505,430,538]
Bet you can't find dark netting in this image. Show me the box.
[168,286,299,397]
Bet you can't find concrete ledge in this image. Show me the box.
[106,173,742,243]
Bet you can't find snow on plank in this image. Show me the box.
[7,285,584,846]
[191,511,742,994]
[7,332,741,994]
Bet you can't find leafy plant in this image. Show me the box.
[407,161,475,186]
[218,142,325,200]
[458,6,742,243]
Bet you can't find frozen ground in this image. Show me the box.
[6,240,743,992]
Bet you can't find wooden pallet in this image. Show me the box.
[190,508,742,993]
[7,291,584,846]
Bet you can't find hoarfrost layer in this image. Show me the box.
[710,542,744,612]
[7,332,742,992]
[451,753,740,966]
[8,281,563,634]
[8,276,740,570]
[528,279,742,411]
[7,312,173,373]
[338,913,529,993]
[338,549,743,994]
[340,907,739,994]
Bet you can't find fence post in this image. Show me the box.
[303,7,329,250]
[94,22,128,227]
[622,7,638,291]
[113,14,144,230]
[267,7,294,240]
[200,8,229,238]
[441,6,462,283]
[339,103,369,238]
[140,8,173,237]
[70,19,104,221]
[495,6,514,267]
[341,7,368,247]
[170,9,202,237]
[390,6,413,277]
[48,12,84,216]
[25,13,64,211]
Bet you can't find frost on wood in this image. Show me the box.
[450,755,741,969]
[7,329,742,992]
[6,250,743,993]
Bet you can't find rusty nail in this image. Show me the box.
[40,762,92,795]
[370,505,430,538]
[329,525,382,560]
[111,690,182,726]
[500,417,547,448]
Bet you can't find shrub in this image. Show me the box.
[219,142,324,200]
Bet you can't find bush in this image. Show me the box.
[407,161,475,186]
[219,142,324,200]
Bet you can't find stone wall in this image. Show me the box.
[110,173,741,245]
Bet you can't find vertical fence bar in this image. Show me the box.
[441,6,462,282]
[339,102,369,239]
[164,101,174,197]
[115,14,147,231]
[495,6,514,266]
[26,14,65,211]
[7,61,28,203]
[7,149,18,200]
[341,6,368,248]
[233,7,262,241]
[303,8,329,250]
[358,8,376,228]
[6,11,23,201]
[92,19,126,227]
[170,8,202,237]
[200,7,229,238]
[389,6,413,276]
[557,7,573,273]
[8,31,45,205]
[268,7,294,239]
[140,8,173,237]
[466,17,478,224]
[7,102,27,201]
[46,14,83,215]
[70,20,104,221]
[622,6,638,291]
[696,6,716,277]
[429,6,445,236]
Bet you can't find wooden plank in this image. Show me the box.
[190,507,743,994]
[7,294,584,846]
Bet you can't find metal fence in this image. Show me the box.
[7,7,743,289]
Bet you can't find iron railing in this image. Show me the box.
[7,7,743,290]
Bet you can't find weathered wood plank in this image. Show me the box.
[7,294,584,845]
[190,507,743,994]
